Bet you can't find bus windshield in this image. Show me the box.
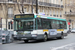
[14,19,34,31]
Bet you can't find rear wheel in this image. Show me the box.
[24,40,28,43]
[57,34,64,39]
[60,34,64,39]
[43,34,48,42]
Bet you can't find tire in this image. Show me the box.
[43,34,48,42]
[60,34,64,39]
[57,34,64,39]
[24,40,28,43]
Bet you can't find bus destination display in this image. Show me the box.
[15,14,34,18]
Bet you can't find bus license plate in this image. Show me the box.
[21,38,27,39]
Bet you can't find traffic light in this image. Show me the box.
[10,21,13,24]
[68,22,70,25]
[11,21,13,29]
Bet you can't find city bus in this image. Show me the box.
[13,14,68,43]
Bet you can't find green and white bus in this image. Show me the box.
[14,14,68,42]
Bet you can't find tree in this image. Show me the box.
[2,1,8,30]
[17,0,24,14]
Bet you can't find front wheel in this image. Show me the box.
[60,35,64,39]
[57,34,64,39]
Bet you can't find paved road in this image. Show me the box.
[1,33,75,50]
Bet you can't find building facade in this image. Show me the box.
[0,0,64,30]
[64,0,75,29]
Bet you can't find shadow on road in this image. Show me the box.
[15,38,67,44]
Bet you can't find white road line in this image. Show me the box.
[51,43,75,50]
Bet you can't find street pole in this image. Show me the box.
[32,0,33,13]
[22,0,24,14]
[36,0,38,14]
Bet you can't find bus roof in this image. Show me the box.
[14,14,66,21]
[35,15,66,21]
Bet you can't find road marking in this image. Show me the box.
[51,43,75,50]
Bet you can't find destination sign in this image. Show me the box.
[15,14,34,18]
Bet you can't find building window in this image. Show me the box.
[53,10,56,17]
[43,9,44,13]
[57,15,58,17]
[60,15,62,17]
[53,15,56,17]
[60,11,62,17]
[38,9,40,13]
[24,8,27,14]
[50,10,52,16]
[70,10,72,12]
[8,7,13,18]
[61,0,63,5]
[57,11,58,17]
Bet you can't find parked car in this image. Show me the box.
[71,28,75,33]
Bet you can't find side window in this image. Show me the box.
[63,21,67,29]
[59,21,67,29]
[56,21,60,29]
[59,21,63,29]
[51,20,57,29]
[51,20,60,29]
[37,18,42,29]
[42,19,50,29]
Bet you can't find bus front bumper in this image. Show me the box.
[14,34,44,40]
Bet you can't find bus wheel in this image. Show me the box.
[24,40,28,43]
[60,34,64,39]
[43,34,47,41]
[57,34,64,39]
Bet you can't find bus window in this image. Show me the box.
[56,21,60,29]
[59,21,63,29]
[59,21,67,29]
[62,21,67,29]
[51,20,57,29]
[51,20,60,29]
[37,18,42,29]
[42,19,50,29]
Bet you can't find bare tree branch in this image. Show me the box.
[17,2,22,14]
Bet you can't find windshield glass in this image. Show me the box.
[14,19,34,31]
